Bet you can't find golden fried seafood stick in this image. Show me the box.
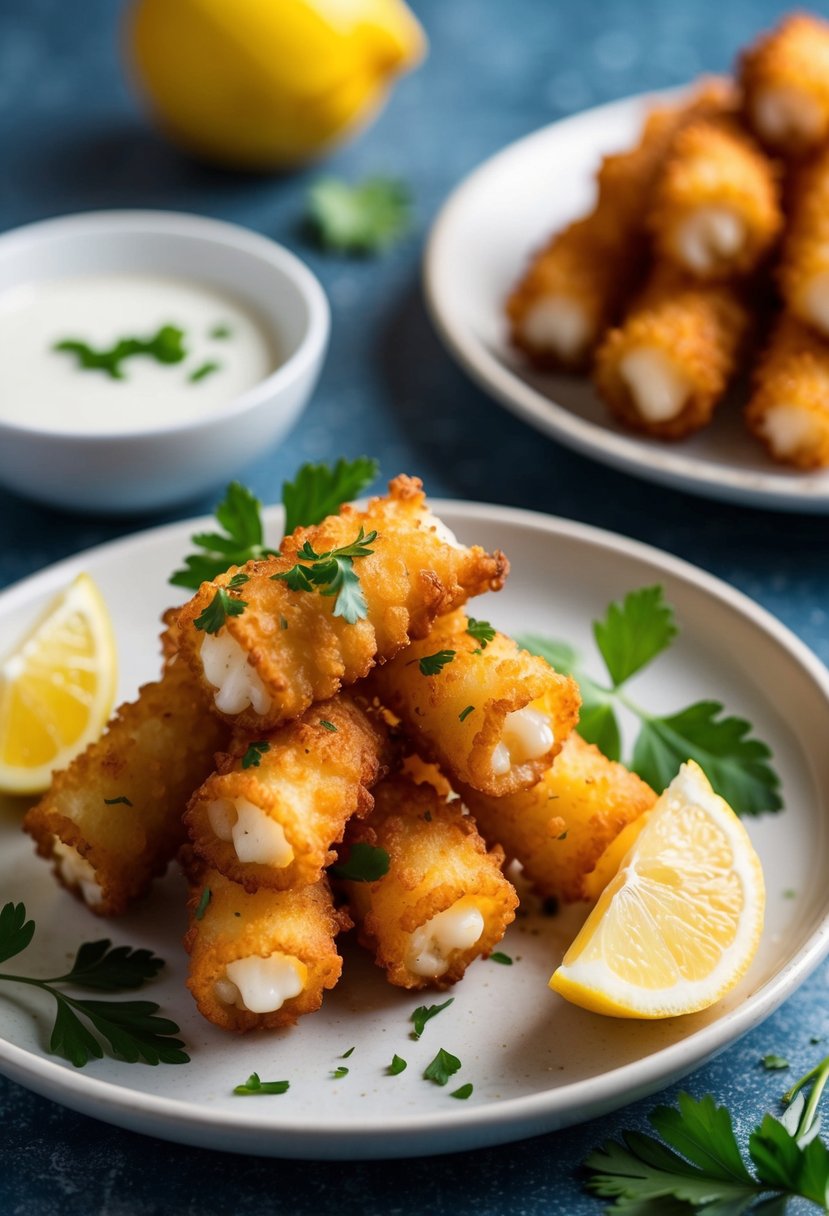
[507,79,735,370]
[779,148,829,337]
[24,659,227,917]
[183,866,346,1032]
[460,734,657,904]
[745,314,829,468]
[593,267,750,439]
[739,13,829,157]
[186,694,390,892]
[368,610,579,796]
[339,776,518,990]
[177,475,508,733]
[648,118,781,280]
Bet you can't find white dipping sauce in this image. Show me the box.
[0,274,278,433]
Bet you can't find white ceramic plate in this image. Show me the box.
[2,502,829,1160]
[424,92,829,512]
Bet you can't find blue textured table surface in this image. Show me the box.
[2,1,829,1212]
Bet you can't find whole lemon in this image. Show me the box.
[126,0,427,169]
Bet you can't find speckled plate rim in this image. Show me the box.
[423,92,829,513]
[1,500,829,1159]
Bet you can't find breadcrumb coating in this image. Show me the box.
[183,864,347,1032]
[779,147,829,337]
[177,475,508,733]
[648,118,782,280]
[745,313,829,468]
[368,609,580,796]
[186,694,390,892]
[24,658,227,917]
[460,734,657,904]
[593,266,750,439]
[507,78,736,370]
[739,13,829,157]
[339,776,518,990]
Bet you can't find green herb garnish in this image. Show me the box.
[458,705,475,723]
[329,843,390,883]
[0,902,188,1068]
[319,720,337,732]
[762,1054,790,1071]
[282,457,379,534]
[210,324,232,340]
[388,1054,407,1075]
[189,360,221,384]
[233,1072,289,1096]
[242,741,270,769]
[489,952,512,966]
[170,482,278,589]
[418,650,456,677]
[193,586,248,634]
[273,529,377,625]
[194,888,211,921]
[411,997,454,1040]
[519,585,781,815]
[450,1083,474,1100]
[466,619,495,649]
[332,1066,349,1079]
[423,1048,462,1087]
[54,325,186,380]
[584,1055,829,1213]
[307,177,411,255]
[104,796,133,807]
[341,1046,355,1059]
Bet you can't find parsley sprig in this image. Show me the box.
[585,1055,829,1213]
[329,843,390,883]
[519,585,781,815]
[273,529,377,625]
[170,458,378,589]
[307,177,412,255]
[0,903,188,1068]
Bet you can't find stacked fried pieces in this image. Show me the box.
[23,476,656,1034]
[508,12,829,469]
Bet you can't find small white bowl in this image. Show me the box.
[0,210,329,514]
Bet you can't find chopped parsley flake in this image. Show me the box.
[450,1083,473,1100]
[195,888,211,920]
[241,741,270,769]
[489,952,512,966]
[458,705,475,723]
[418,650,456,677]
[761,1054,790,1071]
[387,1054,407,1075]
[233,1073,289,1096]
[319,720,337,732]
[329,843,389,883]
[411,997,453,1040]
[331,1066,349,1079]
[104,796,133,807]
[193,586,248,634]
[423,1048,461,1087]
[189,360,221,384]
[466,618,495,649]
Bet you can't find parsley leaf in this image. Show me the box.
[170,481,277,589]
[282,457,379,534]
[195,888,211,921]
[331,1066,349,1079]
[193,587,248,634]
[466,619,496,649]
[241,741,270,769]
[273,529,377,624]
[233,1072,290,1096]
[341,1046,355,1058]
[418,650,456,677]
[329,843,390,883]
[0,903,188,1068]
[189,360,221,384]
[388,1054,407,1075]
[411,997,454,1040]
[319,720,337,732]
[518,584,782,816]
[762,1055,790,1071]
[489,952,512,966]
[459,705,475,723]
[423,1048,462,1087]
[104,795,133,807]
[451,1083,474,1100]
[308,177,411,255]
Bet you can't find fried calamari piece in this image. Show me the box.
[186,694,390,892]
[648,118,782,280]
[507,79,735,370]
[338,776,518,990]
[460,734,657,904]
[593,266,750,439]
[778,148,829,338]
[23,658,227,916]
[739,13,829,158]
[176,475,508,733]
[368,609,579,796]
[183,863,346,1032]
[745,314,829,468]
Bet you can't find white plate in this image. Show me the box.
[424,92,829,512]
[2,501,829,1159]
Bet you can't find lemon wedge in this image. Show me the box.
[550,760,765,1018]
[127,0,427,169]
[0,574,117,794]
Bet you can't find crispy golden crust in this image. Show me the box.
[745,313,829,468]
[507,78,736,370]
[460,734,657,904]
[779,147,829,335]
[185,694,390,892]
[739,13,829,156]
[367,609,580,796]
[648,118,782,280]
[340,777,518,990]
[176,475,508,733]
[593,267,750,439]
[23,658,227,917]
[183,868,347,1032]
